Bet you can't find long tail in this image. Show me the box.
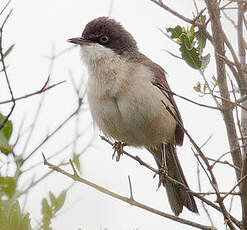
[148,144,198,216]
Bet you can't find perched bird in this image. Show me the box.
[68,17,198,216]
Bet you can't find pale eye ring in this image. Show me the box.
[99,35,110,44]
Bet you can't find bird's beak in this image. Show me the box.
[67,37,91,45]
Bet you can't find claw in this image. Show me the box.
[112,141,125,161]
[155,167,168,191]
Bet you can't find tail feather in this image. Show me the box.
[148,144,198,216]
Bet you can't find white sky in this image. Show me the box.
[0,0,241,229]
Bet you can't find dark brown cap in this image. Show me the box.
[70,17,138,55]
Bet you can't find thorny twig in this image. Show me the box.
[42,154,216,230]
[100,135,241,228]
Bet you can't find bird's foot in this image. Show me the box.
[112,141,126,162]
[155,166,168,191]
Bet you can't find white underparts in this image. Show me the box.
[80,44,177,147]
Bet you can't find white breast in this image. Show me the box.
[80,44,176,147]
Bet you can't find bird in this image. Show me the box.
[68,16,198,216]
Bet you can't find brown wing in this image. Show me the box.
[138,53,184,146]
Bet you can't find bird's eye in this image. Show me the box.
[99,35,110,44]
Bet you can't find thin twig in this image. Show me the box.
[149,0,213,42]
[206,0,242,188]
[0,8,15,130]
[219,0,235,10]
[100,135,241,228]
[213,94,247,111]
[197,161,215,227]
[198,192,240,196]
[231,80,245,144]
[163,99,237,230]
[0,0,11,16]
[153,83,220,110]
[43,155,215,230]
[128,176,134,201]
[0,80,66,104]
[206,156,241,171]
[222,175,247,200]
[200,70,222,109]
[22,101,84,164]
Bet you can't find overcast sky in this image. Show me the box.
[0,0,240,229]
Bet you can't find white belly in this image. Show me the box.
[87,59,176,147]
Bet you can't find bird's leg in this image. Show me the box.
[156,154,168,190]
[156,166,168,190]
[112,141,126,162]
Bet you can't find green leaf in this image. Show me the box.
[180,33,202,69]
[49,192,57,209]
[0,142,13,155]
[3,44,15,59]
[0,113,13,140]
[8,201,21,230]
[19,214,31,230]
[0,176,17,198]
[0,113,13,155]
[181,33,193,50]
[73,153,81,172]
[41,198,52,230]
[195,30,206,56]
[166,19,209,70]
[0,200,31,230]
[41,198,52,218]
[201,54,210,71]
[189,25,195,38]
[54,190,66,212]
[0,202,7,230]
[166,26,183,39]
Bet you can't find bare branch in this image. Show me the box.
[43,155,215,230]
[22,100,84,164]
[100,135,241,228]
[198,192,240,196]
[0,8,15,130]
[0,79,66,104]
[150,0,213,42]
[164,99,237,230]
[0,0,11,16]
[206,156,241,171]
[236,2,247,228]
[205,0,242,185]
[150,0,194,24]
[128,176,134,201]
[197,162,215,227]
[153,83,220,111]
[222,174,247,200]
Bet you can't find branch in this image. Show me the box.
[150,0,194,24]
[237,2,247,230]
[206,156,241,171]
[153,83,220,111]
[42,154,216,230]
[197,162,215,227]
[164,100,238,230]
[149,0,213,42]
[222,175,247,200]
[0,8,15,130]
[205,0,242,185]
[22,97,84,164]
[100,136,241,228]
[213,94,247,111]
[198,192,240,196]
[0,79,66,104]
[0,0,11,16]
